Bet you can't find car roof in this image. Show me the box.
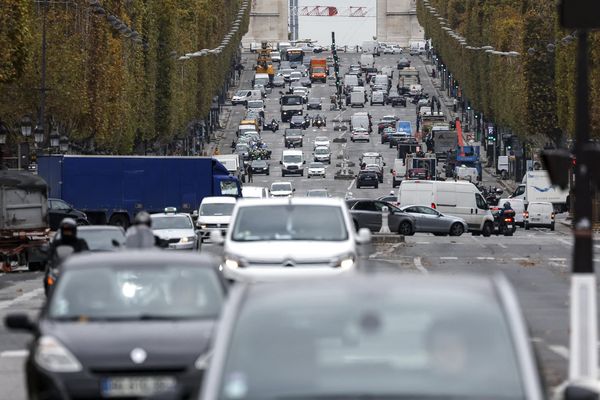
[236,197,345,207]
[60,250,220,272]
[76,225,124,232]
[201,196,238,204]
[314,146,329,150]
[150,212,191,218]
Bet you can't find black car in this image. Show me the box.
[397,57,411,69]
[284,129,304,148]
[48,198,89,230]
[356,170,379,189]
[250,159,270,175]
[387,89,407,107]
[5,251,227,400]
[289,115,308,129]
[307,98,322,110]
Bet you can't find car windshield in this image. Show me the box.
[151,215,193,230]
[307,190,328,197]
[315,148,328,154]
[218,285,524,400]
[48,264,223,320]
[309,98,320,104]
[231,205,348,242]
[271,183,292,192]
[247,101,263,108]
[283,155,302,163]
[315,137,328,142]
[291,116,304,122]
[310,163,324,168]
[200,203,235,216]
[282,97,302,105]
[235,90,247,96]
[76,229,125,251]
[251,160,267,167]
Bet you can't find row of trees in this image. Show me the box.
[0,0,249,153]
[417,0,600,146]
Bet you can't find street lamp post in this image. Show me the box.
[38,0,49,142]
[0,122,9,169]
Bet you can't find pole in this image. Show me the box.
[569,29,597,382]
[39,0,48,134]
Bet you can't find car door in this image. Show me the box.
[416,206,447,232]
[402,206,427,231]
[352,201,381,231]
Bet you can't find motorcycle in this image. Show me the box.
[484,187,503,206]
[312,115,326,128]
[263,119,279,132]
[491,209,516,236]
[303,115,312,129]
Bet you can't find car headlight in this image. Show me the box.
[35,336,82,373]
[198,224,207,229]
[224,257,242,270]
[333,254,356,270]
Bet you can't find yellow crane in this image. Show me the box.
[255,41,275,79]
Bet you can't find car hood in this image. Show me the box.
[40,319,215,369]
[197,216,232,225]
[225,240,355,263]
[153,229,195,239]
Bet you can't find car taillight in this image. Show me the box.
[504,218,513,222]
[431,203,436,209]
[523,211,529,218]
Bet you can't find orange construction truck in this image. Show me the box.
[310,58,328,83]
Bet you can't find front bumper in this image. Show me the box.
[26,358,202,400]
[282,167,304,175]
[166,241,196,250]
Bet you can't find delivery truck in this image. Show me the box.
[309,58,327,82]
[510,170,568,212]
[38,155,242,227]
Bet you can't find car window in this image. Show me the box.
[417,206,438,215]
[151,215,193,230]
[404,206,419,213]
[77,229,125,251]
[513,186,525,197]
[353,201,378,212]
[476,194,489,210]
[49,265,223,320]
[52,199,71,210]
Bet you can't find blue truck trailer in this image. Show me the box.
[38,155,241,226]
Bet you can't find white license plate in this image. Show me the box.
[531,218,540,222]
[506,224,513,229]
[101,376,176,397]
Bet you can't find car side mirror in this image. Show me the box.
[356,228,372,245]
[293,188,296,192]
[279,161,282,165]
[563,383,600,400]
[111,239,121,248]
[4,313,35,332]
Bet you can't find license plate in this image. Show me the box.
[101,376,176,398]
[506,225,513,229]
[531,218,540,222]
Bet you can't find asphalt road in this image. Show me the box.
[0,50,593,399]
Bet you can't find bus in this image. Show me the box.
[284,48,304,67]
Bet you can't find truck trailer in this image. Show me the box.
[38,155,242,227]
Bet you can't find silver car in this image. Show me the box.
[150,209,198,250]
[399,205,468,236]
[201,274,544,400]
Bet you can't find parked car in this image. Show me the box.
[356,170,379,189]
[6,251,227,400]
[250,159,270,175]
[346,199,415,235]
[399,205,468,236]
[524,201,555,231]
[200,273,544,400]
[48,198,89,231]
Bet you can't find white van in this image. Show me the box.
[499,198,525,226]
[351,113,370,132]
[281,149,305,177]
[524,201,555,231]
[350,92,365,108]
[398,180,494,235]
[196,196,237,242]
[242,186,269,199]
[360,54,374,68]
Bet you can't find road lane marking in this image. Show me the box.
[415,241,430,244]
[548,345,569,359]
[498,243,507,249]
[347,179,356,191]
[0,288,44,310]
[476,257,495,260]
[440,256,458,260]
[555,238,572,246]
[512,257,529,261]
[548,258,567,262]
[0,350,29,358]
[413,257,428,274]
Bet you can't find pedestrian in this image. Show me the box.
[246,163,253,183]
[436,99,441,114]
[453,98,458,113]
[416,114,421,133]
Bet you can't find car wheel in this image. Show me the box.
[308,175,311,179]
[374,183,379,189]
[550,223,555,231]
[282,172,286,177]
[398,221,413,236]
[482,222,493,237]
[356,184,361,189]
[266,171,270,176]
[525,223,530,230]
[449,223,464,237]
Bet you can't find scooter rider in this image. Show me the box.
[48,218,89,259]
[498,201,513,219]
[125,211,165,248]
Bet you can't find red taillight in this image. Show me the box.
[431,203,436,209]
[523,211,529,218]
[504,218,513,222]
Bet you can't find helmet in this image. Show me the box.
[503,202,511,209]
[134,211,152,227]
[59,218,77,239]
[389,190,395,196]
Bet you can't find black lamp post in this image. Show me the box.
[0,122,8,169]
[49,128,60,149]
[33,125,45,145]
[20,116,32,138]
[59,136,69,153]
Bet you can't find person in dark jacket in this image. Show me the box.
[49,218,89,256]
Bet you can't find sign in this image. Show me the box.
[396,121,412,136]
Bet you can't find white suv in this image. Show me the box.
[196,196,237,242]
[211,198,371,282]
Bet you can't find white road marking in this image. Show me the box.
[415,241,430,245]
[440,256,458,260]
[413,256,429,274]
[498,243,507,249]
[548,258,567,262]
[0,350,29,358]
[476,257,495,260]
[548,345,569,359]
[0,288,44,310]
[346,179,356,191]
[512,257,529,261]
[555,238,572,246]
